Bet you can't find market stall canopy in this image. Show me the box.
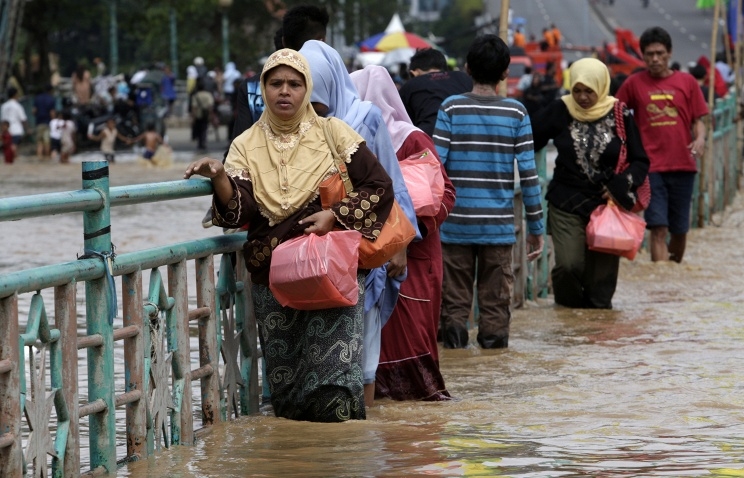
[358,13,434,52]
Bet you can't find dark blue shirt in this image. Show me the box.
[34,93,56,125]
[161,74,177,101]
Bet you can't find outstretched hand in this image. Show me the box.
[184,157,224,179]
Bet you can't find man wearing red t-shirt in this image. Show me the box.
[616,26,708,263]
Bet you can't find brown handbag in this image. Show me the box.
[319,120,416,269]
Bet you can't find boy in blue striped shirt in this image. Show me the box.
[433,34,544,349]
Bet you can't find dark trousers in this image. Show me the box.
[441,243,514,341]
[194,117,209,150]
[548,205,620,309]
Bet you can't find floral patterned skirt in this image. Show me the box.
[253,273,366,422]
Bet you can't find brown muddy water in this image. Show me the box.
[3,160,744,477]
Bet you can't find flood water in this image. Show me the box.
[3,160,744,477]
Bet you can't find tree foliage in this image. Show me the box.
[14,0,462,94]
[432,0,482,62]
[17,0,281,92]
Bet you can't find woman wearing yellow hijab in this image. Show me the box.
[532,57,649,309]
[184,49,397,422]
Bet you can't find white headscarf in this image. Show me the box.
[298,40,373,131]
[186,65,198,80]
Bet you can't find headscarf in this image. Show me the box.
[299,40,373,131]
[225,48,362,225]
[561,57,616,122]
[350,65,420,153]
[258,49,316,135]
[186,65,198,80]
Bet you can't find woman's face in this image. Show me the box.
[264,65,306,121]
[571,82,599,110]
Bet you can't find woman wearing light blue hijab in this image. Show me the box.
[299,40,420,407]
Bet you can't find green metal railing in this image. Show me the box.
[526,148,552,301]
[0,161,260,476]
[693,92,740,226]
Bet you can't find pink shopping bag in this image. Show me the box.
[586,201,646,260]
[269,230,362,310]
[399,148,445,217]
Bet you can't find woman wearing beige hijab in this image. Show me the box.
[532,58,649,309]
[184,49,396,422]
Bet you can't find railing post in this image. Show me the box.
[168,260,194,445]
[196,256,221,426]
[82,160,117,472]
[512,190,525,308]
[236,252,260,414]
[122,271,147,460]
[54,282,80,476]
[0,294,22,477]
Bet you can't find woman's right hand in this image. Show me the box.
[185,157,234,207]
[184,157,224,179]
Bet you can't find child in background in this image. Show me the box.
[48,110,62,162]
[132,123,164,160]
[2,120,15,164]
[59,110,77,164]
[88,117,131,163]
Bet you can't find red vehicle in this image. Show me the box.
[508,44,563,99]
[593,28,646,77]
[507,47,532,98]
[524,43,563,85]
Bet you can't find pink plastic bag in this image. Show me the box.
[269,230,361,310]
[586,201,646,260]
[399,148,445,217]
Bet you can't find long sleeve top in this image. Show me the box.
[433,93,544,245]
[212,142,393,286]
[532,99,649,218]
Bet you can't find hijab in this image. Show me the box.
[224,49,362,226]
[299,40,374,131]
[350,65,420,153]
[561,57,616,122]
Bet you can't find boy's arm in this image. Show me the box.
[432,105,452,165]
[116,131,131,142]
[515,113,544,236]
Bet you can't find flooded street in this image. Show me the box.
[3,160,744,476]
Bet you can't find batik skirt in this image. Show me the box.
[253,273,366,422]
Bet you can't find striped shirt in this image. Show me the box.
[433,93,544,245]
